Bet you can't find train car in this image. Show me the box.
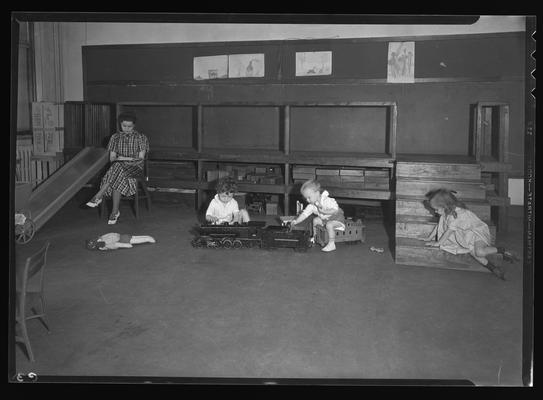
[260,225,311,252]
[314,218,366,247]
[191,221,311,251]
[191,221,266,249]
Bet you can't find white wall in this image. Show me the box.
[58,16,526,101]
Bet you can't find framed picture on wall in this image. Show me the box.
[228,54,265,78]
[295,51,332,76]
[387,42,415,83]
[193,55,228,80]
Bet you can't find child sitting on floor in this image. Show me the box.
[86,233,156,251]
[420,188,519,280]
[205,177,250,225]
[290,179,345,252]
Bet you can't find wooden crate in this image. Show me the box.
[395,215,496,244]
[395,238,499,273]
[395,198,491,222]
[396,162,481,180]
[396,178,486,200]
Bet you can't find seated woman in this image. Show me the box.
[86,112,150,225]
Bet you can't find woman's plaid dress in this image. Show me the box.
[100,131,150,197]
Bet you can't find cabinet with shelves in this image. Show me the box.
[117,101,397,215]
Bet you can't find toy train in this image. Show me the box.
[191,221,311,252]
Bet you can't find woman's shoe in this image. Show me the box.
[86,198,102,208]
[108,211,120,225]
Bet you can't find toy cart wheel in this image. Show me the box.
[15,218,35,244]
[222,239,233,249]
[233,239,243,249]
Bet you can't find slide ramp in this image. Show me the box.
[27,147,109,231]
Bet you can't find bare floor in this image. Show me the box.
[12,196,525,385]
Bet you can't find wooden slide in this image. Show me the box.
[26,147,109,232]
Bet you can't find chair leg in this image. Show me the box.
[100,199,107,219]
[18,319,35,362]
[142,184,152,211]
[34,296,50,332]
[134,190,140,219]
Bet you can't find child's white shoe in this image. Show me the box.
[322,242,336,252]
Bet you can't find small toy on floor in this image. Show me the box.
[86,233,156,251]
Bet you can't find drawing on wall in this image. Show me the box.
[228,54,265,78]
[295,51,332,76]
[387,42,415,83]
[193,55,228,80]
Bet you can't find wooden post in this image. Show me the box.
[475,103,482,162]
[498,105,510,232]
[196,104,203,153]
[196,160,203,211]
[284,105,290,155]
[284,162,290,215]
[390,103,397,159]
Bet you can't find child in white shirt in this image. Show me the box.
[290,179,345,252]
[205,177,250,224]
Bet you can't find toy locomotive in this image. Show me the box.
[191,221,311,252]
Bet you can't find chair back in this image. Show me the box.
[17,241,50,294]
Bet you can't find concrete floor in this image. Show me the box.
[12,194,525,385]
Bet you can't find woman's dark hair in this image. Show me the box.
[118,112,137,124]
[425,188,467,218]
[215,176,237,194]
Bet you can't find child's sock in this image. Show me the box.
[322,241,336,252]
[496,246,519,263]
[485,260,506,280]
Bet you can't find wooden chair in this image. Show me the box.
[100,159,152,219]
[16,241,51,362]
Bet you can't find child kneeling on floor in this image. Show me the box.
[205,177,250,225]
[290,179,345,252]
[420,188,518,280]
[86,233,156,251]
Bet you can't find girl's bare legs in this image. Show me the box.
[473,241,505,280]
[130,235,156,244]
[322,220,343,252]
[312,217,323,243]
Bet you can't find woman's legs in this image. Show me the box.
[111,190,121,216]
[322,220,343,252]
[130,235,156,244]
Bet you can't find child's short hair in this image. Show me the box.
[425,188,466,218]
[118,112,137,124]
[215,176,237,194]
[300,179,321,194]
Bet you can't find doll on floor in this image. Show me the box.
[86,233,156,251]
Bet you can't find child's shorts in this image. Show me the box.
[119,234,133,243]
[320,209,346,231]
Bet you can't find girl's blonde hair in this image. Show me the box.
[300,179,321,194]
[425,188,467,218]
